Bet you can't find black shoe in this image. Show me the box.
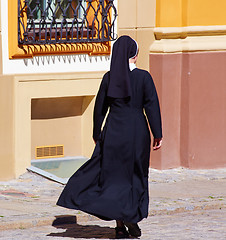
[124,222,141,237]
[115,226,129,239]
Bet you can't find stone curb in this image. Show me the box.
[149,202,225,216]
[0,202,225,231]
[0,214,98,231]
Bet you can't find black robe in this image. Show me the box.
[57,68,162,223]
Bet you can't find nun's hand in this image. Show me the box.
[153,138,162,150]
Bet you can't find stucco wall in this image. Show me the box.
[1,0,111,74]
[118,0,156,71]
[0,72,103,180]
[0,0,115,180]
[150,0,226,169]
[156,0,226,27]
[150,51,226,169]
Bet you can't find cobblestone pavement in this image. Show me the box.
[0,208,225,240]
[0,167,225,238]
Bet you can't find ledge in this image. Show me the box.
[150,26,226,53]
[10,42,111,59]
[154,25,226,40]
[11,71,106,82]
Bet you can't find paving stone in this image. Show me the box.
[0,167,225,236]
[0,209,225,239]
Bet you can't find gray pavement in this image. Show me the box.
[0,209,225,239]
[0,167,226,239]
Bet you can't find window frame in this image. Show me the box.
[9,0,117,59]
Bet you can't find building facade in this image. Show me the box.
[0,0,225,180]
[150,0,226,169]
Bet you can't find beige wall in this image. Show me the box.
[31,96,94,159]
[31,117,82,159]
[0,76,15,180]
[0,72,103,180]
[118,0,156,71]
[0,0,157,180]
[0,34,2,75]
[0,1,2,75]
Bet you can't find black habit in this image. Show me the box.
[57,68,162,223]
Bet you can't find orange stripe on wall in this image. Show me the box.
[156,0,226,27]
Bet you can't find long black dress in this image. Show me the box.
[57,68,162,223]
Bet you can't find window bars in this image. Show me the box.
[18,0,117,45]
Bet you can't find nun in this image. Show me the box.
[57,35,163,239]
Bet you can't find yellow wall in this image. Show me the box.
[157,0,226,27]
[118,0,156,71]
[156,0,183,27]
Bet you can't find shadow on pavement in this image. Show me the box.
[48,215,115,239]
[48,223,115,239]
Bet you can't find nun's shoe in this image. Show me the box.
[115,226,129,239]
[124,222,141,237]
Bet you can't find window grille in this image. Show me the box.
[18,0,117,45]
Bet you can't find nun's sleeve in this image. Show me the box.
[93,72,109,142]
[143,73,163,139]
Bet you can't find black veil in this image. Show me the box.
[107,35,138,98]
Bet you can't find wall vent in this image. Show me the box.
[35,145,64,159]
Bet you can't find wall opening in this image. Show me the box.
[30,95,94,182]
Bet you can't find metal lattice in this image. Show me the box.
[18,0,117,45]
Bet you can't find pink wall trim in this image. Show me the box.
[149,51,226,169]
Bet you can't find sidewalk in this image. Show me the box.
[0,167,225,232]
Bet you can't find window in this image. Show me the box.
[18,0,117,45]
[9,0,117,58]
[28,0,85,20]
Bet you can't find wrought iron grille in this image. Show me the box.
[18,0,117,45]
